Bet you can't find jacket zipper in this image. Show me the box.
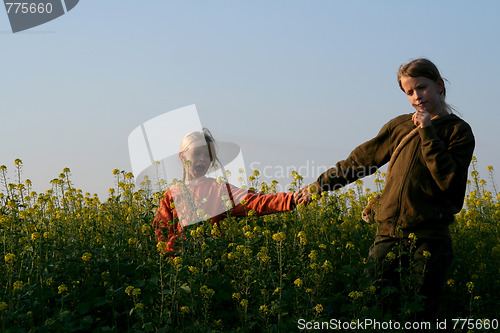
[392,139,420,237]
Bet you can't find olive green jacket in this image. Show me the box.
[315,113,475,239]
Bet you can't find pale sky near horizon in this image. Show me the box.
[1,1,499,199]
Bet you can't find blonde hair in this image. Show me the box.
[397,58,454,114]
[179,128,220,181]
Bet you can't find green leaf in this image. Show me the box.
[81,315,94,325]
[76,302,91,314]
[180,283,191,293]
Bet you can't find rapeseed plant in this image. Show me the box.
[0,159,497,331]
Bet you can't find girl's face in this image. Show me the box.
[399,75,444,116]
[180,144,211,180]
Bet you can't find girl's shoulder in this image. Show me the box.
[388,113,413,126]
[439,114,474,139]
[382,113,414,134]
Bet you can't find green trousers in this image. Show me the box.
[366,235,454,321]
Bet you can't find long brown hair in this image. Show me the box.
[397,58,454,114]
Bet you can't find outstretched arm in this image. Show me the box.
[296,119,396,204]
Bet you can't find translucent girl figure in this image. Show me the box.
[297,59,475,321]
[153,128,298,256]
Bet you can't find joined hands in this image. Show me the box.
[293,183,321,206]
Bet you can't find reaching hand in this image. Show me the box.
[295,183,321,205]
[294,186,309,205]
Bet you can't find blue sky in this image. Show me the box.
[1,1,499,198]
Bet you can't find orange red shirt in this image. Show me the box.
[153,177,294,254]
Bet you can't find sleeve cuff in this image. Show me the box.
[418,125,438,143]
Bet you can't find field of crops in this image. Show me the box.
[1,158,499,332]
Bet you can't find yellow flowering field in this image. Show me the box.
[0,158,498,332]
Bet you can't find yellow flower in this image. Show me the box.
[423,251,431,259]
[446,279,455,287]
[58,284,68,294]
[345,242,355,250]
[132,288,141,296]
[205,258,213,267]
[0,302,8,312]
[180,306,190,314]
[294,278,303,287]
[200,285,215,297]
[188,266,200,274]
[257,250,270,263]
[157,242,167,253]
[272,232,286,242]
[259,305,268,313]
[125,286,135,296]
[232,292,241,300]
[240,299,249,307]
[195,226,204,237]
[322,260,333,272]
[13,281,23,291]
[466,281,474,293]
[135,303,144,310]
[315,304,323,313]
[308,250,318,261]
[45,318,55,326]
[31,232,41,241]
[408,233,417,241]
[385,252,396,261]
[308,185,317,193]
[4,253,16,265]
[348,291,363,299]
[82,252,92,262]
[297,231,307,244]
[173,257,183,268]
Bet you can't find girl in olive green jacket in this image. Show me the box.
[298,58,475,321]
